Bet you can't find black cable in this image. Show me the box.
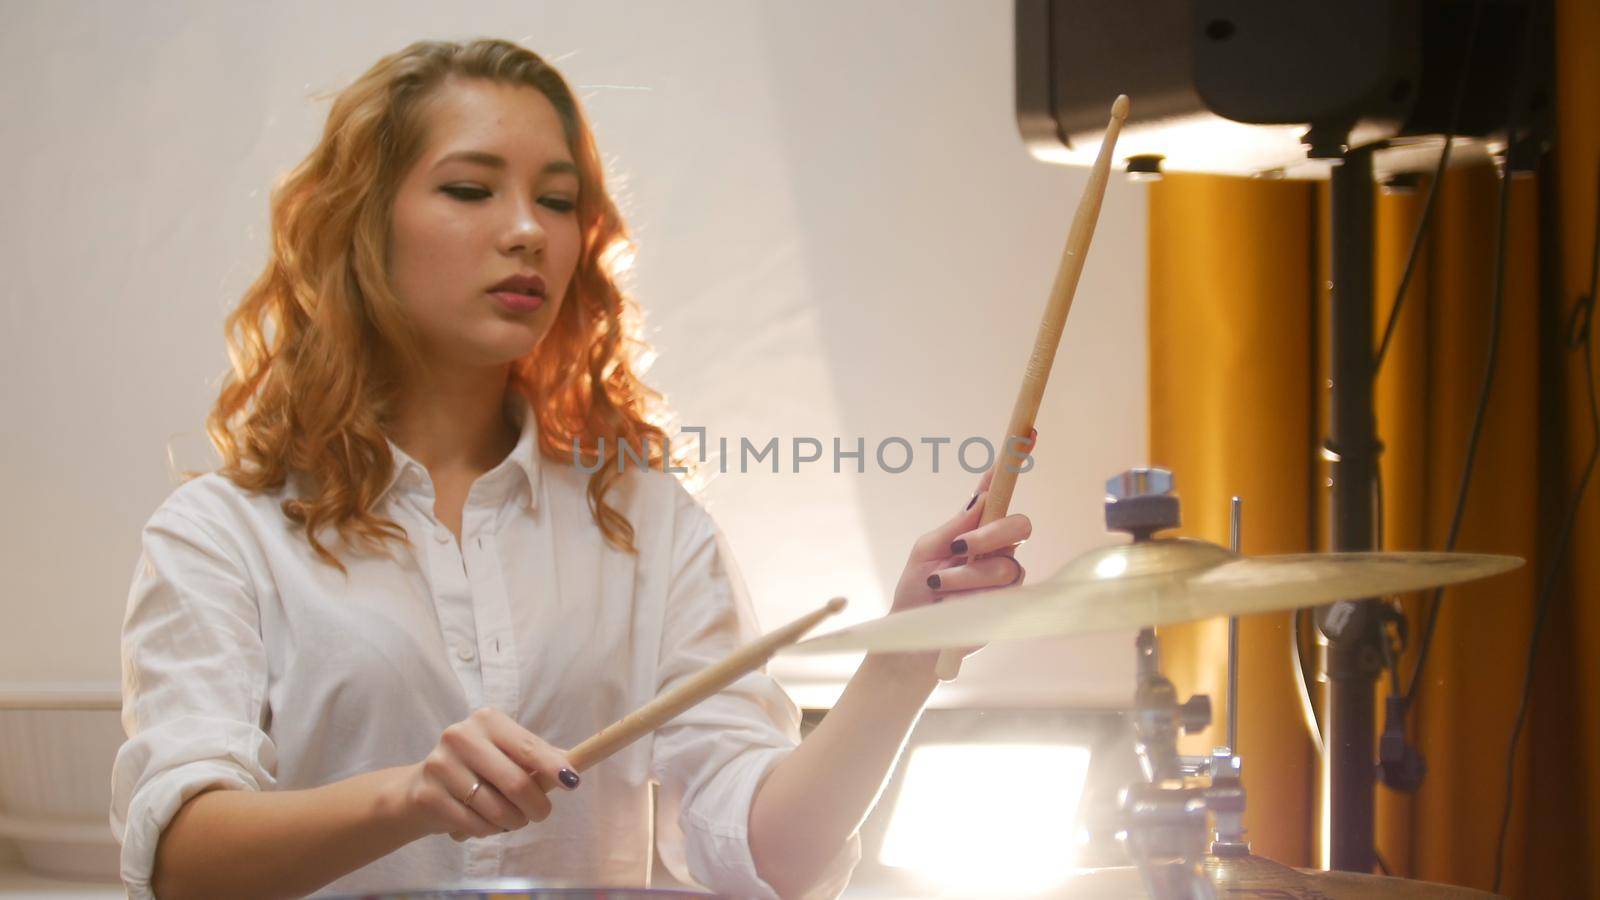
[1373,0,1490,376]
[1401,167,1510,707]
[1490,161,1600,895]
[1377,602,1402,697]
[1290,607,1326,755]
[1402,0,1545,709]
[1302,0,1470,744]
[1293,430,1394,756]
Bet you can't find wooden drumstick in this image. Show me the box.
[934,94,1131,683]
[563,597,847,772]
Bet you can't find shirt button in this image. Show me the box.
[433,526,451,543]
[456,643,476,662]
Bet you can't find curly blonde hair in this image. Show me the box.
[198,38,690,574]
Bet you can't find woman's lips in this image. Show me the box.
[490,290,544,314]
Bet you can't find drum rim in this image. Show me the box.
[319,878,714,899]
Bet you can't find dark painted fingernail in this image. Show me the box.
[951,538,968,555]
[927,573,942,590]
[559,768,580,789]
[965,491,978,511]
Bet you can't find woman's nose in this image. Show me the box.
[502,199,547,255]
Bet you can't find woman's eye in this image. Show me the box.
[442,186,489,201]
[441,185,579,211]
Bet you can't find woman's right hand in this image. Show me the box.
[394,706,580,841]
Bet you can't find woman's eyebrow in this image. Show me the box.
[432,150,578,176]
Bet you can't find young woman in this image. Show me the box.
[110,38,1034,900]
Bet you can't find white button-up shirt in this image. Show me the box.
[110,391,860,898]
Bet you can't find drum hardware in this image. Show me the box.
[1113,469,1237,900]
[1117,779,1216,900]
[1096,468,1499,899]
[1120,623,1225,900]
[780,464,1518,899]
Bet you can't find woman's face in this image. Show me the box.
[388,77,582,371]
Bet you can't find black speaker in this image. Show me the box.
[1016,0,1543,177]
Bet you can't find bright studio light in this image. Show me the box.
[879,743,1092,896]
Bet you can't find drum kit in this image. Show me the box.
[332,464,1518,900]
[326,94,1520,899]
[782,465,1518,900]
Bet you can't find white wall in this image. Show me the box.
[0,0,1145,707]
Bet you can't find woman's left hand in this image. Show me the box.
[879,429,1036,668]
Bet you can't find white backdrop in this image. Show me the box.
[0,0,1146,708]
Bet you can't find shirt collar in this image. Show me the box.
[377,390,542,511]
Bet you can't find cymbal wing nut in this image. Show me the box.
[1180,695,1212,734]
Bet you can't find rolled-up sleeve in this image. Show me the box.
[650,487,861,899]
[110,505,278,899]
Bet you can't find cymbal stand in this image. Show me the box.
[1120,627,1217,900]
[1108,468,1222,900]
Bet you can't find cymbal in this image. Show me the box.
[783,538,1522,656]
[1063,853,1499,898]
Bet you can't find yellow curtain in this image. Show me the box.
[1146,1,1598,896]
[1148,174,1318,869]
